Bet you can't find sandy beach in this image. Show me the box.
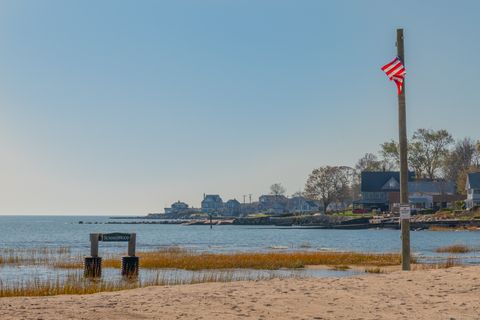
[1,266,479,320]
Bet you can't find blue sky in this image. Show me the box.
[0,0,479,214]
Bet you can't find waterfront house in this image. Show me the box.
[240,202,260,216]
[258,195,288,214]
[466,172,480,209]
[287,196,322,214]
[388,180,463,210]
[225,199,241,216]
[164,201,200,216]
[353,171,415,212]
[201,194,224,214]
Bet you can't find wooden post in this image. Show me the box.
[123,233,139,277]
[85,233,102,277]
[128,233,136,257]
[90,233,99,257]
[397,28,411,271]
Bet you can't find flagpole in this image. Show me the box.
[397,28,411,271]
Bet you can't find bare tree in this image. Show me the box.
[456,166,480,195]
[444,138,477,191]
[270,183,286,196]
[305,166,351,214]
[474,140,480,167]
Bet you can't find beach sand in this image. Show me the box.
[1,266,480,320]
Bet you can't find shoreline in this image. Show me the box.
[2,266,479,319]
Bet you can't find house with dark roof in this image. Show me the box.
[355,171,463,212]
[258,195,288,214]
[389,180,462,210]
[225,199,241,216]
[466,172,480,209]
[353,171,414,212]
[164,201,189,215]
[201,194,224,214]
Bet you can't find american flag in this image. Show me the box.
[381,57,406,95]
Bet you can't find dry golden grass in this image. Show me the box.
[54,248,402,270]
[0,270,285,298]
[435,244,472,254]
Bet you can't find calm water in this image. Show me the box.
[1,215,479,284]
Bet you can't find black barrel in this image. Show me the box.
[84,256,102,278]
[121,256,139,277]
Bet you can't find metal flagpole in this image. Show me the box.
[396,28,411,271]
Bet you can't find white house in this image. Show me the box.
[466,172,480,209]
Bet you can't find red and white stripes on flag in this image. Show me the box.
[381,57,406,95]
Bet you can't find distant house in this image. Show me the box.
[225,199,241,216]
[258,195,288,214]
[466,172,480,209]
[407,180,456,209]
[287,196,321,214]
[388,179,465,210]
[201,194,224,214]
[356,171,463,212]
[164,201,196,215]
[353,171,415,212]
[240,202,259,216]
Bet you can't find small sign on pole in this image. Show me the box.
[399,204,411,220]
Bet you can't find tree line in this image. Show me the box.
[304,128,480,213]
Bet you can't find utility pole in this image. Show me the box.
[249,194,252,204]
[397,28,410,271]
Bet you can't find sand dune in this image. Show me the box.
[1,266,480,319]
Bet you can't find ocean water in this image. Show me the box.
[0,215,479,284]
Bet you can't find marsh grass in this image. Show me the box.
[442,257,460,268]
[54,248,402,270]
[435,244,472,254]
[0,270,289,298]
[0,247,72,266]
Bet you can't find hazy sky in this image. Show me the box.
[1,0,479,215]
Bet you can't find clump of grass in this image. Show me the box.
[441,257,459,269]
[435,244,472,254]
[364,267,383,274]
